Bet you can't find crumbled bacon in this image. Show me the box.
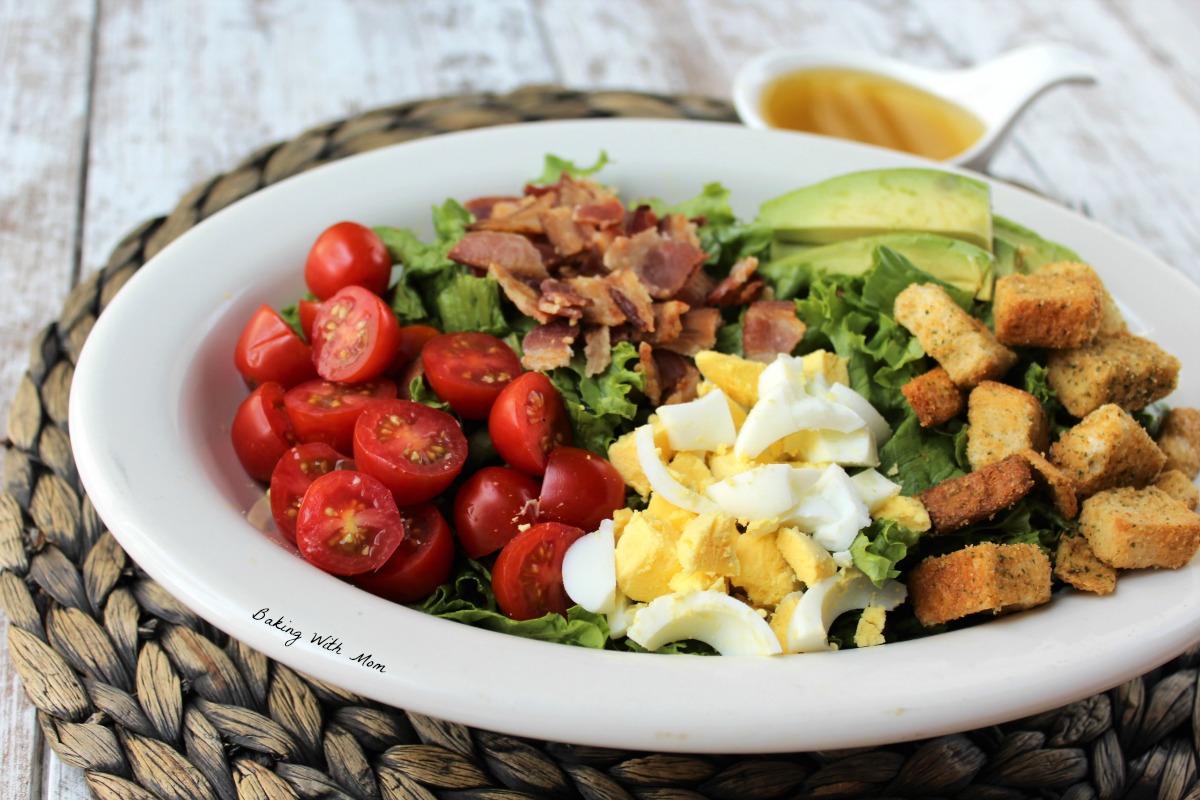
[637,342,661,405]
[552,174,618,209]
[521,322,578,371]
[658,308,722,357]
[539,207,589,257]
[583,325,612,376]
[566,275,627,326]
[603,228,707,300]
[743,300,807,363]
[574,198,625,229]
[464,196,520,221]
[653,349,702,405]
[607,269,656,332]
[659,212,703,249]
[471,193,554,236]
[537,279,591,320]
[646,300,690,347]
[488,263,550,323]
[449,231,549,280]
[626,204,659,236]
[674,267,716,308]
[708,256,760,306]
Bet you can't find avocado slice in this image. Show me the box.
[765,232,995,300]
[993,215,1080,276]
[760,168,993,252]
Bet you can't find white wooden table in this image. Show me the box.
[2,1,1198,796]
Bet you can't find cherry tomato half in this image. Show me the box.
[422,332,522,420]
[387,324,441,377]
[537,446,626,533]
[349,502,454,603]
[269,442,354,543]
[452,466,541,559]
[284,378,396,454]
[233,305,318,389]
[294,470,404,576]
[297,298,321,342]
[353,399,468,505]
[488,371,573,475]
[305,221,392,301]
[231,382,295,482]
[311,286,402,384]
[492,521,587,620]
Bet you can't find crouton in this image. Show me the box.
[1153,470,1200,510]
[919,454,1035,534]
[993,263,1103,348]
[1021,448,1079,519]
[1040,262,1128,337]
[908,542,1052,626]
[1079,486,1200,569]
[1045,333,1180,418]
[893,283,1017,389]
[967,382,1051,470]
[1157,408,1200,479]
[1054,530,1117,595]
[901,366,964,427]
[1049,404,1166,497]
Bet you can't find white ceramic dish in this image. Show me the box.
[71,119,1200,754]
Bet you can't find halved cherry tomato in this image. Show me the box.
[297,298,321,341]
[452,466,541,558]
[311,286,402,384]
[295,470,405,576]
[537,446,626,533]
[231,382,295,482]
[269,443,354,543]
[492,521,587,620]
[488,372,573,475]
[234,305,317,389]
[305,221,392,301]
[349,502,454,603]
[422,332,522,419]
[284,378,396,453]
[387,324,441,376]
[353,399,468,504]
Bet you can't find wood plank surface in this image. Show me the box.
[1,2,1198,798]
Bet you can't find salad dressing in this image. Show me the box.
[759,68,985,160]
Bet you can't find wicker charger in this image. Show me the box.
[2,86,1198,800]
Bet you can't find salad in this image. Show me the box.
[230,156,1200,656]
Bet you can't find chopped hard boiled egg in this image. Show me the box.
[784,568,908,653]
[561,519,617,614]
[656,389,737,452]
[627,590,783,656]
[635,425,718,514]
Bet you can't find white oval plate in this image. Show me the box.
[71,119,1200,754]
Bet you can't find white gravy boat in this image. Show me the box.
[732,44,1097,171]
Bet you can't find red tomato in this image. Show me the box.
[284,378,396,453]
[537,446,627,533]
[269,443,354,543]
[492,521,587,620]
[297,298,321,341]
[353,399,468,505]
[452,466,541,558]
[387,324,441,376]
[349,502,454,603]
[304,221,392,301]
[294,470,404,576]
[488,372,573,475]
[421,332,522,419]
[231,382,295,482]
[310,286,402,384]
[233,305,317,389]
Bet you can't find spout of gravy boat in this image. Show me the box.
[732,44,1097,171]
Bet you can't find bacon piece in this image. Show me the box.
[626,204,659,236]
[471,193,554,236]
[583,325,612,376]
[708,256,760,306]
[521,322,578,372]
[637,342,661,405]
[540,207,588,257]
[574,198,625,229]
[464,196,520,221]
[653,349,702,405]
[645,300,691,346]
[658,308,722,357]
[565,275,627,326]
[674,267,716,308]
[607,269,656,332]
[449,231,549,281]
[743,300,807,363]
[488,263,550,324]
[604,228,707,300]
[554,174,618,208]
[659,212,703,249]
[537,279,591,320]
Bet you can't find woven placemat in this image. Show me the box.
[2,85,1198,800]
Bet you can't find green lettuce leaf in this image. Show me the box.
[535,151,610,185]
[548,341,645,455]
[850,518,922,585]
[433,271,510,335]
[879,413,966,496]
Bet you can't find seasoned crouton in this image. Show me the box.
[908,542,1052,626]
[967,382,1051,470]
[919,454,1035,534]
[1020,448,1079,519]
[1079,486,1200,569]
[1049,404,1166,497]
[993,263,1103,348]
[1040,262,1129,337]
[1157,408,1200,479]
[1045,333,1180,418]
[894,283,1017,389]
[901,367,964,427]
[1153,470,1200,510]
[1054,530,1117,595]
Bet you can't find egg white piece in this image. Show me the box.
[704,463,799,521]
[850,469,902,513]
[804,465,872,552]
[627,591,783,656]
[793,428,879,467]
[735,385,867,459]
[827,382,892,446]
[785,568,908,653]
[656,388,737,452]
[607,593,637,639]
[758,353,809,398]
[562,519,618,614]
[635,425,719,514]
